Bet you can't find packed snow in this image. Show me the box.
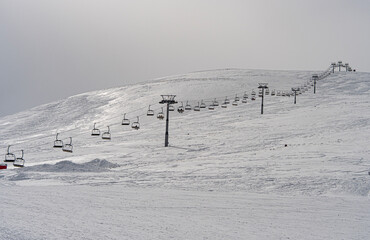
[0,68,369,239]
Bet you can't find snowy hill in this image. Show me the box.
[0,68,369,240]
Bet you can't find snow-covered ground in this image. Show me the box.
[0,68,369,239]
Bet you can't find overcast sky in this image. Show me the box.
[1,0,369,117]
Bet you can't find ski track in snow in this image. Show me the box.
[0,69,369,239]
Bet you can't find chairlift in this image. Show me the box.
[277,91,281,96]
[242,97,247,103]
[213,98,219,106]
[194,102,200,111]
[13,150,25,168]
[132,117,140,130]
[243,92,248,99]
[102,126,111,140]
[4,145,16,162]
[282,91,286,97]
[91,123,100,136]
[185,101,192,111]
[122,113,130,126]
[251,96,256,101]
[234,94,240,102]
[271,90,276,96]
[258,89,263,97]
[208,104,215,110]
[265,88,270,95]
[157,107,165,119]
[221,100,227,108]
[169,104,175,111]
[62,137,73,153]
[232,100,238,106]
[251,90,256,97]
[224,97,230,104]
[177,102,184,113]
[200,100,206,108]
[147,105,154,116]
[53,133,64,148]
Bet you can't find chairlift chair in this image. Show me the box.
[251,96,256,101]
[132,117,140,130]
[4,145,16,162]
[242,97,247,103]
[147,105,154,116]
[251,90,256,97]
[157,107,165,119]
[200,100,206,108]
[62,137,73,153]
[91,123,100,136]
[169,104,175,111]
[271,90,276,96]
[224,97,230,104]
[102,126,111,140]
[265,88,270,95]
[243,92,248,99]
[277,91,281,96]
[213,98,219,106]
[235,94,240,102]
[13,150,25,168]
[122,113,130,125]
[258,89,263,97]
[232,100,238,106]
[221,100,228,108]
[208,104,215,110]
[194,102,200,111]
[282,91,286,97]
[177,102,184,113]
[53,133,64,148]
[185,101,192,111]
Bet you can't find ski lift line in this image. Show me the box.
[4,65,333,151]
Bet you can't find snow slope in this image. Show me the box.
[0,68,369,239]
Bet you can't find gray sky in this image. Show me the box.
[1,0,369,117]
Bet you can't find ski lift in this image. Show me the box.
[258,89,263,97]
[62,137,73,153]
[221,100,228,108]
[277,91,281,96]
[234,94,240,102]
[194,102,200,111]
[282,91,286,97]
[265,88,270,95]
[177,102,184,113]
[0,163,6,170]
[102,126,111,140]
[224,97,230,104]
[53,133,64,148]
[4,145,16,162]
[251,90,256,97]
[200,100,206,108]
[122,113,130,126]
[213,98,219,106]
[132,117,140,130]
[242,97,247,103]
[251,96,256,101]
[157,107,164,119]
[169,104,175,111]
[91,123,100,136]
[147,105,154,116]
[185,101,192,111]
[243,92,248,99]
[208,104,215,110]
[13,150,25,168]
[232,100,238,106]
[271,90,276,96]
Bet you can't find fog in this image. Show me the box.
[1,0,369,116]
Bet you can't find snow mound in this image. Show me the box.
[21,159,119,173]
